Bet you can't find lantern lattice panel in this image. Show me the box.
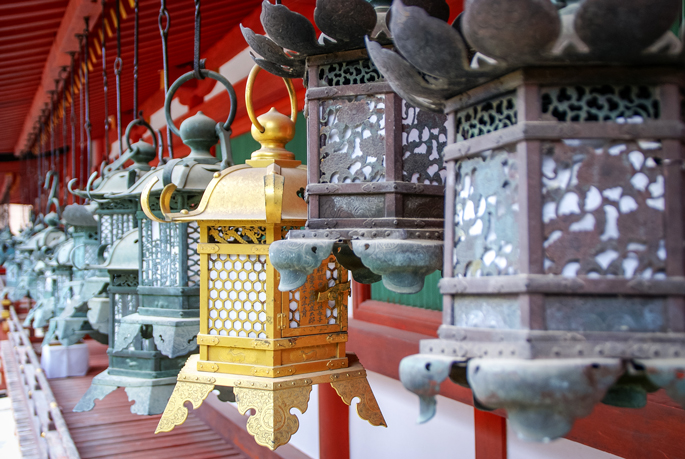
[540,85,660,123]
[113,292,139,346]
[100,214,136,247]
[455,93,518,141]
[318,59,384,87]
[187,222,201,286]
[319,95,386,183]
[207,253,268,338]
[288,259,342,328]
[454,145,520,277]
[140,219,182,287]
[541,139,666,278]
[401,100,448,185]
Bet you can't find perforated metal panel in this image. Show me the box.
[207,253,268,338]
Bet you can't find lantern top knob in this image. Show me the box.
[179,111,218,161]
[129,140,157,169]
[250,108,296,163]
[245,65,300,167]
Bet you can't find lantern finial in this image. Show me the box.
[245,65,299,167]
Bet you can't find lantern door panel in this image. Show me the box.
[280,256,348,338]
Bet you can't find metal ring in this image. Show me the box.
[158,9,170,35]
[124,117,159,153]
[164,69,237,138]
[69,244,87,270]
[113,57,123,75]
[245,65,297,134]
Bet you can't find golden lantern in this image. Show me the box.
[145,66,385,450]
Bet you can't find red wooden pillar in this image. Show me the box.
[319,383,350,459]
[475,409,507,459]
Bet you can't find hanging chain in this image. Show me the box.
[49,91,55,173]
[68,52,77,204]
[101,0,110,163]
[39,118,45,210]
[114,0,123,157]
[61,68,68,201]
[193,0,205,79]
[77,34,85,198]
[133,0,139,119]
[159,0,173,159]
[84,17,93,182]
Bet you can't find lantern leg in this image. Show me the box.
[73,374,118,412]
[467,358,625,442]
[234,384,313,451]
[398,354,464,423]
[637,359,685,408]
[330,374,387,427]
[125,384,177,415]
[155,379,216,433]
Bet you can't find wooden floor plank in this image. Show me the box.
[48,340,248,459]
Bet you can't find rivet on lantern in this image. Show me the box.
[369,0,685,443]
[150,65,386,450]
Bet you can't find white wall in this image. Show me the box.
[285,370,622,459]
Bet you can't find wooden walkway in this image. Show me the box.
[49,340,248,459]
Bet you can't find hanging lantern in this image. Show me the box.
[368,0,685,442]
[46,204,107,346]
[72,131,186,415]
[73,228,182,415]
[68,140,157,338]
[106,97,236,361]
[242,0,449,294]
[7,222,39,303]
[149,66,385,450]
[1,226,18,301]
[20,207,66,328]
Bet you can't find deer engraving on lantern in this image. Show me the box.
[369,0,685,442]
[242,0,450,294]
[149,66,385,450]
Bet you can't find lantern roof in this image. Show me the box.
[145,83,307,225]
[241,0,450,78]
[367,0,684,111]
[158,162,307,223]
[112,160,221,199]
[62,204,98,228]
[16,226,66,253]
[48,238,75,268]
[90,228,139,272]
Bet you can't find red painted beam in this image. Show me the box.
[475,409,507,459]
[319,383,350,459]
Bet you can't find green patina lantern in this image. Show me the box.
[68,137,156,337]
[73,114,220,415]
[20,213,66,328]
[45,204,108,346]
[74,228,188,414]
[104,107,235,361]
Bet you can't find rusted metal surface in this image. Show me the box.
[366,0,684,112]
[370,0,685,442]
[246,2,450,294]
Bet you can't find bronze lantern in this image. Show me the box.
[370,0,685,441]
[242,0,450,294]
